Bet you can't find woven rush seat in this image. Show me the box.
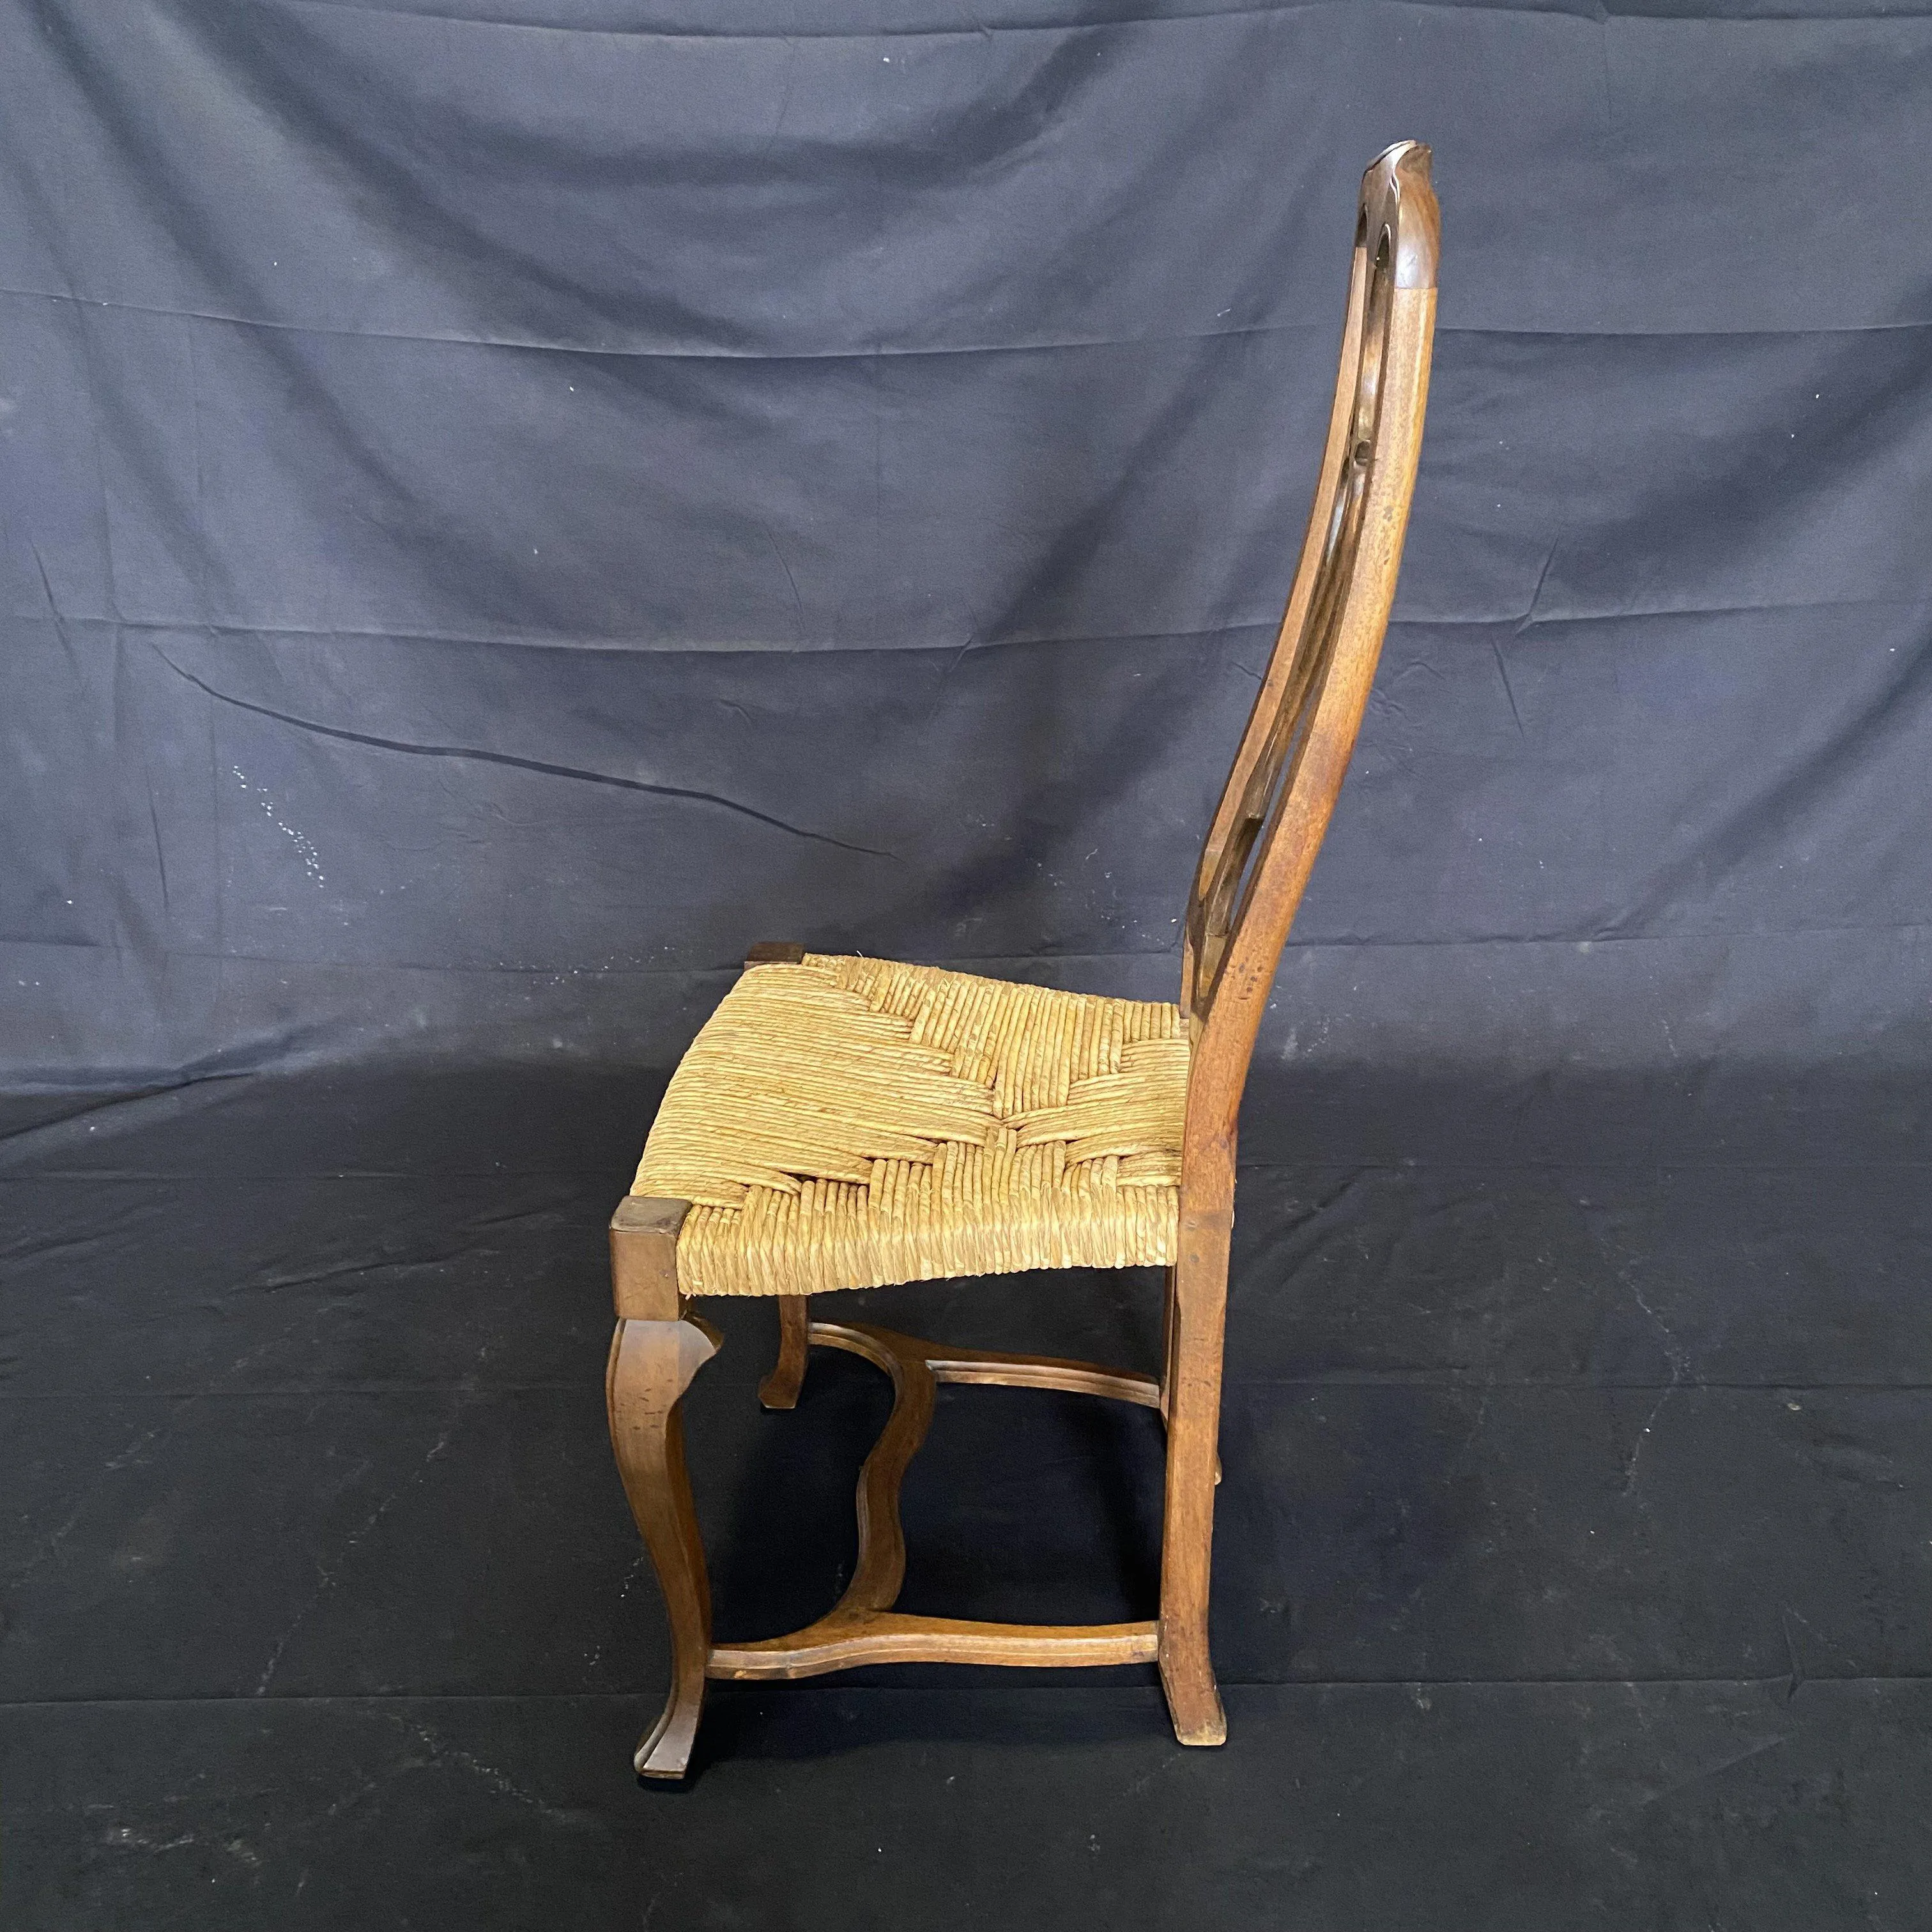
[632,953,1189,1297]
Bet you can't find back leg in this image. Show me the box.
[759,1295,810,1410]
[1158,1235,1230,1746]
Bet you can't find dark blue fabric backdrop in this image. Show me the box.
[6,0,1930,1163]
[5,8,1932,1928]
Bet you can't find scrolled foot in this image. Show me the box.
[608,1317,719,1782]
[635,1690,705,1781]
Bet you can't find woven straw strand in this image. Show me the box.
[633,955,1188,1296]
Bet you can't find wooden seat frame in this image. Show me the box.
[606,142,1439,1778]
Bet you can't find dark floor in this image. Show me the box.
[3,1066,1929,1929]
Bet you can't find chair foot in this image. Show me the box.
[635,1689,703,1782]
[758,1295,809,1410]
[608,1316,720,1780]
[1158,1634,1229,1746]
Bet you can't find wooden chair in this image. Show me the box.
[606,141,1439,1779]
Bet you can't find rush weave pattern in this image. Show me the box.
[632,954,1189,1296]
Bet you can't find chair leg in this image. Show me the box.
[607,1315,720,1779]
[1161,1264,1181,1412]
[759,1294,810,1411]
[1158,1238,1230,1746]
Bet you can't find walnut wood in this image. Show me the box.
[813,1323,1159,1407]
[1156,1211,1232,1745]
[606,142,1437,1772]
[1181,142,1435,1034]
[807,1321,937,1613]
[758,1294,811,1409]
[1161,1262,1180,1412]
[1155,1267,1219,1484]
[607,1315,721,1779]
[610,1196,688,1321]
[744,940,808,965]
[924,1346,1160,1407]
[714,1317,1166,1679]
[1163,139,1435,1746]
[710,1609,1158,1680]
[1179,142,1436,1073]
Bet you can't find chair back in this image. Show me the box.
[1179,141,1439,1208]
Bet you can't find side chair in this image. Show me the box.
[606,141,1439,1777]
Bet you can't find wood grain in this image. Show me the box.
[758,1294,810,1410]
[1167,138,1436,1747]
[714,1317,1167,1678]
[809,1322,937,1613]
[607,1314,721,1779]
[711,1610,1158,1680]
[609,1196,687,1321]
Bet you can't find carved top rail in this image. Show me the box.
[1179,142,1439,1205]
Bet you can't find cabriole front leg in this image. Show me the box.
[607,1316,720,1779]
